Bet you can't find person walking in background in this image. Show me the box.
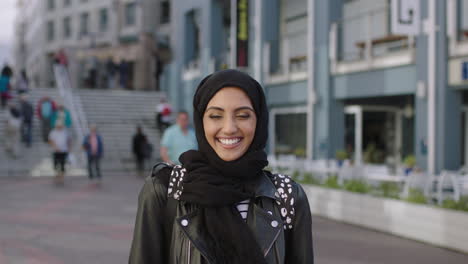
[37,96,56,142]
[19,94,34,147]
[50,104,72,130]
[16,70,29,95]
[0,65,13,109]
[48,121,72,185]
[132,126,148,176]
[82,125,104,184]
[106,58,117,89]
[54,49,68,67]
[4,103,22,158]
[160,111,197,165]
[119,60,129,89]
[155,97,172,132]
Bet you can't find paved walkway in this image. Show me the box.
[313,216,468,263]
[0,174,467,263]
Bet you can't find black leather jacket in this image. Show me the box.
[129,167,314,264]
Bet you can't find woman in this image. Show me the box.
[129,69,314,263]
[0,65,13,109]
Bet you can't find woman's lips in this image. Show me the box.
[217,137,243,149]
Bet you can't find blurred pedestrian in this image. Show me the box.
[160,111,197,165]
[50,104,72,130]
[132,126,149,176]
[37,96,57,142]
[119,59,129,89]
[48,121,72,185]
[155,97,172,132]
[0,65,13,109]
[82,125,104,183]
[4,103,21,158]
[54,49,68,67]
[106,58,117,89]
[19,94,34,147]
[16,70,29,94]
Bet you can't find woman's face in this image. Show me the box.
[203,87,257,161]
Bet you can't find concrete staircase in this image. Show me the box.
[0,88,85,177]
[74,89,163,173]
[0,88,163,177]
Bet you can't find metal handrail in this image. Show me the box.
[53,64,89,166]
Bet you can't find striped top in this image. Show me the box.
[236,199,250,222]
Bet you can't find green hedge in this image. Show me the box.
[285,170,468,213]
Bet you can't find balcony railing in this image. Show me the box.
[447,0,468,56]
[330,6,414,73]
[263,33,308,84]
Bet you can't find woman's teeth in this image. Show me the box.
[218,138,241,145]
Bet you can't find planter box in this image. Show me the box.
[303,185,468,253]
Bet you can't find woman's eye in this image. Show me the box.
[237,114,250,119]
[209,115,222,119]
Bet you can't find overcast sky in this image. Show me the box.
[0,0,16,66]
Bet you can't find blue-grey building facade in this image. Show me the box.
[159,0,468,174]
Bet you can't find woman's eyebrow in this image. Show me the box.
[235,106,255,112]
[206,106,254,112]
[206,106,224,111]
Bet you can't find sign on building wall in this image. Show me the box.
[236,0,249,67]
[391,0,420,36]
[463,61,468,81]
[448,58,468,86]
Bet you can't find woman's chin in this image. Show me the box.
[215,149,245,162]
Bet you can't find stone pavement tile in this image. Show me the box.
[0,174,144,264]
[313,216,468,264]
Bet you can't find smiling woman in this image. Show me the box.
[203,87,257,161]
[129,69,314,264]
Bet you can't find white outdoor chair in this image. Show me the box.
[442,170,468,202]
[303,159,334,183]
[363,164,390,186]
[401,171,433,199]
[276,154,298,175]
[337,164,364,185]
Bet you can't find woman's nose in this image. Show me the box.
[222,117,238,134]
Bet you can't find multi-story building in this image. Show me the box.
[14,0,168,91]
[161,0,468,174]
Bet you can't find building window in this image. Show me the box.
[47,21,55,41]
[63,17,71,39]
[161,0,170,24]
[48,0,55,10]
[80,12,89,36]
[184,9,201,66]
[64,0,71,7]
[125,2,137,26]
[274,112,307,157]
[99,8,108,32]
[460,0,468,41]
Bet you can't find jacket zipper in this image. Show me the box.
[187,240,191,264]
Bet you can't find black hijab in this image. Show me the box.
[178,69,269,263]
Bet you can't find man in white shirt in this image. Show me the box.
[48,121,72,184]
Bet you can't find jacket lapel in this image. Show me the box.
[177,209,215,263]
[247,203,283,257]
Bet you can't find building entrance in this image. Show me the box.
[344,104,414,168]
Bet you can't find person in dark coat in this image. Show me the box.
[132,126,148,176]
[19,94,34,147]
[129,70,314,264]
[82,124,104,183]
